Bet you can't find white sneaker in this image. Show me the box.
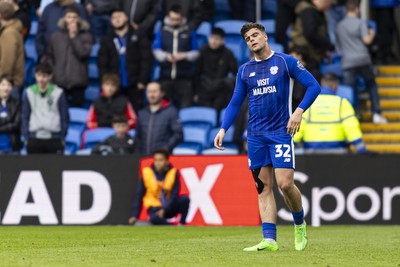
[372,113,388,124]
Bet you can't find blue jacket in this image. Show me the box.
[371,0,400,7]
[135,99,183,155]
[35,2,89,59]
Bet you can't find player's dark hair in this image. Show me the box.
[240,22,265,39]
[153,148,170,159]
[35,62,53,75]
[169,4,182,14]
[346,0,359,11]
[211,27,225,38]
[112,114,128,124]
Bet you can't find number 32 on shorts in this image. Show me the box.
[275,144,291,158]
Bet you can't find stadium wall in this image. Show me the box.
[0,155,398,226]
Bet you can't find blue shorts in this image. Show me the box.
[247,134,295,170]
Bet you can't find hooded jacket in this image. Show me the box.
[0,19,24,88]
[45,18,93,90]
[135,99,183,155]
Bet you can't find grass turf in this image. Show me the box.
[0,226,399,267]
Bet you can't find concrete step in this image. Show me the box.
[378,88,400,98]
[361,111,400,122]
[378,66,400,75]
[366,143,400,153]
[363,133,400,143]
[366,99,400,110]
[361,122,400,132]
[376,77,400,87]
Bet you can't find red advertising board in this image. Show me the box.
[139,155,260,226]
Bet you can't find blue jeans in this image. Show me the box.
[90,13,111,40]
[342,65,381,114]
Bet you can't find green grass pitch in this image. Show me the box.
[0,226,399,267]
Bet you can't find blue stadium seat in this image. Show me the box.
[214,0,233,22]
[172,143,201,155]
[262,0,278,19]
[65,128,82,155]
[214,20,248,63]
[337,84,354,106]
[25,37,37,62]
[90,43,100,58]
[83,127,115,149]
[183,126,210,148]
[269,42,284,53]
[69,107,89,134]
[179,106,218,128]
[88,61,99,79]
[76,148,92,156]
[208,127,236,149]
[320,62,342,77]
[197,21,212,48]
[84,85,100,108]
[261,19,276,43]
[29,20,38,37]
[202,147,239,155]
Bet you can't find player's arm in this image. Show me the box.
[287,56,321,135]
[129,177,146,225]
[214,65,247,150]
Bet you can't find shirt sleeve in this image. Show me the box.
[287,55,321,111]
[221,65,247,131]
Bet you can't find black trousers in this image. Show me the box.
[64,87,86,108]
[161,79,193,109]
[148,196,190,225]
[27,138,64,154]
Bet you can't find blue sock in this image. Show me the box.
[292,209,304,225]
[262,222,277,240]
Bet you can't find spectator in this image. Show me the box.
[275,0,301,51]
[290,0,335,65]
[36,0,81,17]
[86,73,136,130]
[36,0,88,59]
[0,1,24,99]
[0,77,21,154]
[83,0,117,40]
[336,0,387,124]
[153,4,199,109]
[327,0,346,47]
[370,0,400,64]
[44,6,93,107]
[228,0,256,22]
[195,27,237,112]
[2,0,31,41]
[91,114,135,155]
[161,0,203,30]
[21,62,69,154]
[294,73,367,154]
[128,149,190,226]
[118,0,159,39]
[98,9,152,110]
[135,82,183,155]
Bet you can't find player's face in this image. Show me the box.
[244,28,268,54]
[153,153,169,172]
[146,83,164,105]
[208,34,224,50]
[111,12,128,30]
[0,79,12,99]
[102,82,118,98]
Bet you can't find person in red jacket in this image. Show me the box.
[86,73,136,129]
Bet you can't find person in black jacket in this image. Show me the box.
[83,0,117,40]
[97,9,152,110]
[135,81,183,155]
[195,28,238,112]
[0,77,20,153]
[91,114,135,155]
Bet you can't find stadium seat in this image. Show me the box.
[202,147,239,155]
[214,0,233,22]
[75,148,92,155]
[88,61,99,79]
[69,107,89,134]
[29,20,38,37]
[262,0,278,19]
[172,143,201,155]
[83,127,115,149]
[269,42,284,53]
[90,43,100,58]
[65,128,82,155]
[337,84,354,106]
[260,19,276,43]
[214,20,248,63]
[320,62,342,77]
[197,21,212,48]
[84,84,100,108]
[179,106,218,128]
[183,126,210,148]
[25,37,37,62]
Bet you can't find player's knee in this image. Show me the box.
[278,180,294,194]
[251,168,266,194]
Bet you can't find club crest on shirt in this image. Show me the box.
[270,66,278,75]
[297,60,306,70]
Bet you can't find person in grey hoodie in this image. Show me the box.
[44,5,93,107]
[21,62,69,154]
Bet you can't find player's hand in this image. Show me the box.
[128,217,137,225]
[287,108,303,136]
[214,129,226,150]
[156,209,165,218]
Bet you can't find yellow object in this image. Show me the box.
[142,167,177,209]
[294,94,363,151]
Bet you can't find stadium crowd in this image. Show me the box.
[0,0,399,155]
